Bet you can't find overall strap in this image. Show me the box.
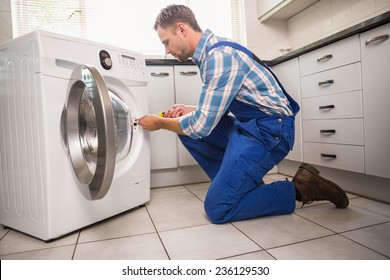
[209,41,269,68]
[209,41,300,115]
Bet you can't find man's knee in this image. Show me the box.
[204,199,230,224]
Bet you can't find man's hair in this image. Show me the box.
[153,4,202,32]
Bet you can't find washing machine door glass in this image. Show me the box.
[109,91,132,163]
[62,65,116,200]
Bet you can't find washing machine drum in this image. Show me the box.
[61,65,133,200]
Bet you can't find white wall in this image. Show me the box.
[0,0,12,44]
[244,0,291,60]
[244,0,390,60]
[288,0,390,50]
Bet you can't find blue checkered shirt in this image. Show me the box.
[179,29,293,139]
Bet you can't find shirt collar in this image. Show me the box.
[192,29,214,66]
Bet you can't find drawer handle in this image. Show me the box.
[180,71,198,76]
[319,105,335,110]
[318,79,334,86]
[150,72,170,77]
[320,129,336,134]
[321,153,337,159]
[317,54,333,62]
[365,34,389,46]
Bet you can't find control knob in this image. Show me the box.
[99,50,112,70]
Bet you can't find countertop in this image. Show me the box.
[146,11,390,67]
[145,58,195,66]
[269,10,390,66]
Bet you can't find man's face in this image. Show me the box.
[157,24,191,61]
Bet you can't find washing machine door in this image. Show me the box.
[62,65,116,200]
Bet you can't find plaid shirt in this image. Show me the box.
[179,29,293,139]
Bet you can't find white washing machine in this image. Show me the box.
[0,31,150,241]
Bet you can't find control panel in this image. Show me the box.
[97,49,146,80]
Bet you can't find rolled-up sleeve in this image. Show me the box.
[179,51,245,139]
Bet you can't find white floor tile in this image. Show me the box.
[78,206,155,243]
[267,235,387,259]
[190,188,208,202]
[184,182,210,191]
[233,214,333,249]
[1,245,75,260]
[2,173,389,260]
[159,224,260,260]
[0,226,10,239]
[264,174,291,181]
[150,185,188,197]
[74,233,168,260]
[0,230,79,256]
[223,250,275,260]
[342,222,390,258]
[147,188,210,231]
[350,198,390,217]
[295,204,390,232]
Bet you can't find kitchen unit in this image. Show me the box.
[274,15,390,203]
[300,35,364,174]
[146,62,209,187]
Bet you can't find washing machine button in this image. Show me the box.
[99,50,112,70]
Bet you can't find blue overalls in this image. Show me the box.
[179,42,300,223]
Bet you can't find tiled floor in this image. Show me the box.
[1,173,390,260]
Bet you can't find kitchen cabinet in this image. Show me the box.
[277,16,390,202]
[146,66,178,170]
[146,64,202,169]
[299,35,365,173]
[174,65,203,166]
[299,35,360,76]
[272,58,302,162]
[360,23,390,179]
[257,0,319,22]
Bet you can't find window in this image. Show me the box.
[11,0,245,56]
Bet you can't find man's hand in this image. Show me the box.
[138,114,186,135]
[137,114,162,131]
[164,104,196,118]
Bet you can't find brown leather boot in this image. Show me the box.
[293,163,349,208]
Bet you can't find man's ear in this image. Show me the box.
[176,22,188,37]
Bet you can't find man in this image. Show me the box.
[139,4,349,223]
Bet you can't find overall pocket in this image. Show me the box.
[221,153,263,203]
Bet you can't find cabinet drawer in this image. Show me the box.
[174,65,202,105]
[300,35,360,76]
[302,91,363,120]
[303,142,364,173]
[301,63,361,98]
[303,119,364,145]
